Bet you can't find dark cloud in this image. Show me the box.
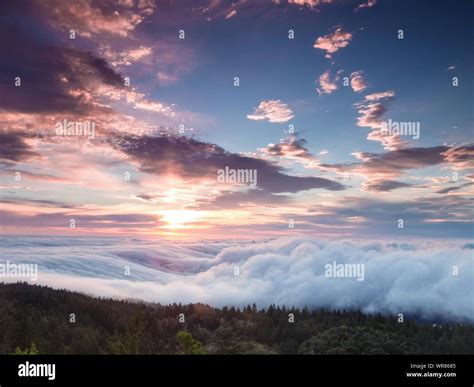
[259,136,314,160]
[435,182,474,194]
[363,179,412,192]
[134,194,158,202]
[0,131,40,162]
[354,91,408,150]
[355,146,447,174]
[0,17,123,115]
[112,134,345,194]
[320,144,474,177]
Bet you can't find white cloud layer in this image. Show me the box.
[1,236,472,322]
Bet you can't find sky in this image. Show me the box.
[0,0,473,239]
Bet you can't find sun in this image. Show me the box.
[159,210,202,229]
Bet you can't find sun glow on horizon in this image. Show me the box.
[158,209,204,229]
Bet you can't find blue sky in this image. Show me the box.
[136,0,473,157]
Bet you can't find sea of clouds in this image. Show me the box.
[0,236,472,322]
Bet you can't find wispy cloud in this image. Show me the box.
[362,179,412,192]
[225,9,237,19]
[364,91,395,101]
[355,0,377,11]
[354,90,407,150]
[288,0,336,8]
[36,0,156,38]
[98,45,153,67]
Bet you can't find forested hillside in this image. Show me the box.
[1,283,472,355]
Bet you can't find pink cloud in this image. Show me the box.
[350,71,367,92]
[314,27,353,59]
[354,91,407,150]
[225,9,237,19]
[316,70,340,95]
[355,0,377,11]
[99,45,153,67]
[247,100,294,123]
[39,0,156,38]
[441,145,474,170]
[364,90,395,101]
[288,0,335,8]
